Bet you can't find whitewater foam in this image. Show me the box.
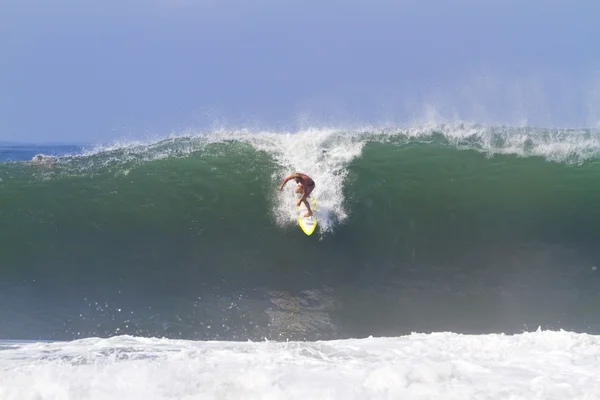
[242,128,366,234]
[1,330,598,399]
[386,124,600,164]
[31,124,600,168]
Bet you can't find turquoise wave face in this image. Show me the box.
[2,126,600,341]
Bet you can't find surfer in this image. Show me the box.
[278,172,315,217]
[30,154,56,168]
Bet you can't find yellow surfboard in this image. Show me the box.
[298,198,317,236]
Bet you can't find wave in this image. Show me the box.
[2,124,600,341]
[6,124,600,230]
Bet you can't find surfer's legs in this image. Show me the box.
[295,194,313,217]
[305,184,314,198]
[302,198,313,217]
[297,184,314,217]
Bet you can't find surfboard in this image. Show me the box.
[297,198,317,236]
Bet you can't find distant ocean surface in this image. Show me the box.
[0,143,84,163]
[2,125,600,399]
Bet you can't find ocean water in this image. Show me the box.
[1,124,600,398]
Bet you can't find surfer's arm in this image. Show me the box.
[278,174,296,190]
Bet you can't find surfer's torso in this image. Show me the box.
[294,173,314,187]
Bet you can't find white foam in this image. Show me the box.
[70,123,600,168]
[1,329,598,399]
[239,128,366,234]
[388,123,600,164]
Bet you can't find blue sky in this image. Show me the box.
[1,0,599,143]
